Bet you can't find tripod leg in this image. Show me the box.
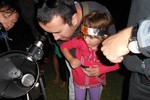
[26,93,30,100]
[38,73,48,100]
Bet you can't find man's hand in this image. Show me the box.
[101,27,133,63]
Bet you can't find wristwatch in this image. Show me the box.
[128,24,141,54]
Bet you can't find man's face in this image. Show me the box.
[39,15,76,41]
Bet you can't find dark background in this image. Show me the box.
[81,0,132,31]
[7,0,132,52]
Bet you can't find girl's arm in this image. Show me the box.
[61,47,81,68]
[60,38,81,68]
[98,63,120,74]
[83,63,119,76]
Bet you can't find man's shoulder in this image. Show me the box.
[80,1,109,16]
[81,1,104,5]
[81,1,107,9]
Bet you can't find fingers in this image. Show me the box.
[110,56,124,63]
[101,42,129,63]
[83,67,100,76]
[71,59,81,68]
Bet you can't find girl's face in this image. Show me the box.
[84,35,103,50]
[0,10,19,31]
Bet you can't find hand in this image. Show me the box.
[101,27,133,63]
[69,58,81,68]
[83,65,100,76]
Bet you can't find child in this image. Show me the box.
[52,42,68,88]
[60,11,119,100]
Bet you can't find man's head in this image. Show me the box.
[37,0,79,41]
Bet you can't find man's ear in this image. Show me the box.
[72,13,78,26]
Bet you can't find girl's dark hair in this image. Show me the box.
[78,11,112,38]
[82,11,112,31]
[0,0,20,14]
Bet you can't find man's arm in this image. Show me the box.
[101,17,150,63]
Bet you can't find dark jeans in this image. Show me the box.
[128,72,150,100]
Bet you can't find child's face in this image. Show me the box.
[84,35,103,49]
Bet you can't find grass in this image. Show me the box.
[29,62,127,100]
[101,72,124,100]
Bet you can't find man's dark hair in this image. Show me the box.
[37,0,77,25]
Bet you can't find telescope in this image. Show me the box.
[0,23,47,99]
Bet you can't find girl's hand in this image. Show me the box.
[69,58,81,68]
[83,65,100,76]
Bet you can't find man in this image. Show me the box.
[101,0,150,99]
[37,0,116,99]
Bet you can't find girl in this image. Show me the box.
[60,11,119,100]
